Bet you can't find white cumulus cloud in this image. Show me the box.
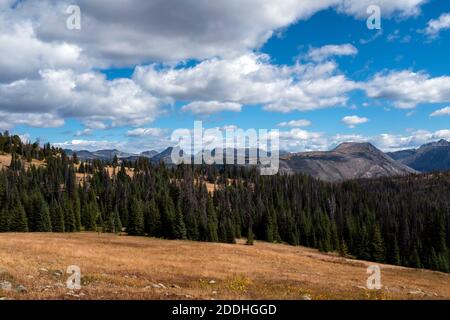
[430,106,450,117]
[0,18,88,83]
[306,44,358,62]
[364,70,450,108]
[341,115,369,128]
[277,119,312,128]
[0,69,170,128]
[134,53,358,113]
[424,13,450,38]
[3,0,427,66]
[182,101,242,115]
[126,127,167,137]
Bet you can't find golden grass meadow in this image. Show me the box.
[1,232,450,300]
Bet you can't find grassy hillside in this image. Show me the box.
[0,153,46,170]
[1,233,449,300]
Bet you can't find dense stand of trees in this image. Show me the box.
[0,132,449,273]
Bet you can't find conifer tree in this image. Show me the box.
[29,192,52,232]
[144,198,161,236]
[429,248,439,270]
[339,239,349,257]
[246,224,254,245]
[0,208,10,232]
[50,201,65,232]
[160,193,176,238]
[83,190,99,231]
[371,224,385,262]
[174,200,187,240]
[10,200,28,232]
[113,211,122,233]
[357,225,370,261]
[410,247,422,268]
[225,218,236,244]
[438,253,449,273]
[64,200,76,232]
[392,239,401,266]
[330,222,340,252]
[127,197,145,236]
[206,197,219,242]
[104,211,122,234]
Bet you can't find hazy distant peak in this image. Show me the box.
[420,139,450,149]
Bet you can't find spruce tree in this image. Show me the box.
[371,224,385,263]
[246,224,254,245]
[64,201,76,232]
[429,248,439,270]
[30,192,52,232]
[225,218,236,244]
[50,201,65,232]
[357,225,371,261]
[104,211,122,233]
[339,239,349,257]
[0,208,10,232]
[330,222,340,252]
[174,200,187,240]
[113,211,122,233]
[206,198,219,242]
[160,193,176,238]
[144,198,161,236]
[10,201,28,232]
[392,239,401,266]
[438,253,449,273]
[83,190,99,231]
[73,189,82,231]
[127,197,145,236]
[410,247,422,268]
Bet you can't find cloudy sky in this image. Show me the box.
[1,0,450,153]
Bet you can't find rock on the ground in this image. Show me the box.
[53,270,63,277]
[0,281,12,291]
[15,285,28,293]
[409,290,425,296]
[146,283,164,289]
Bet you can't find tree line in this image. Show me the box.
[0,132,449,273]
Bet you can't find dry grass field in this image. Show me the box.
[0,154,46,170]
[1,232,450,300]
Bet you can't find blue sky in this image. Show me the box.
[1,0,450,152]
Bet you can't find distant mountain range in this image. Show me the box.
[64,139,450,181]
[64,149,158,161]
[388,139,450,173]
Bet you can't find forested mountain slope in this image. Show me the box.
[1,131,449,274]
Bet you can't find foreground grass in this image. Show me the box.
[0,232,449,300]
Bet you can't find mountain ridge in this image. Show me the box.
[64,148,160,161]
[388,139,450,173]
[63,140,450,181]
[279,142,417,182]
